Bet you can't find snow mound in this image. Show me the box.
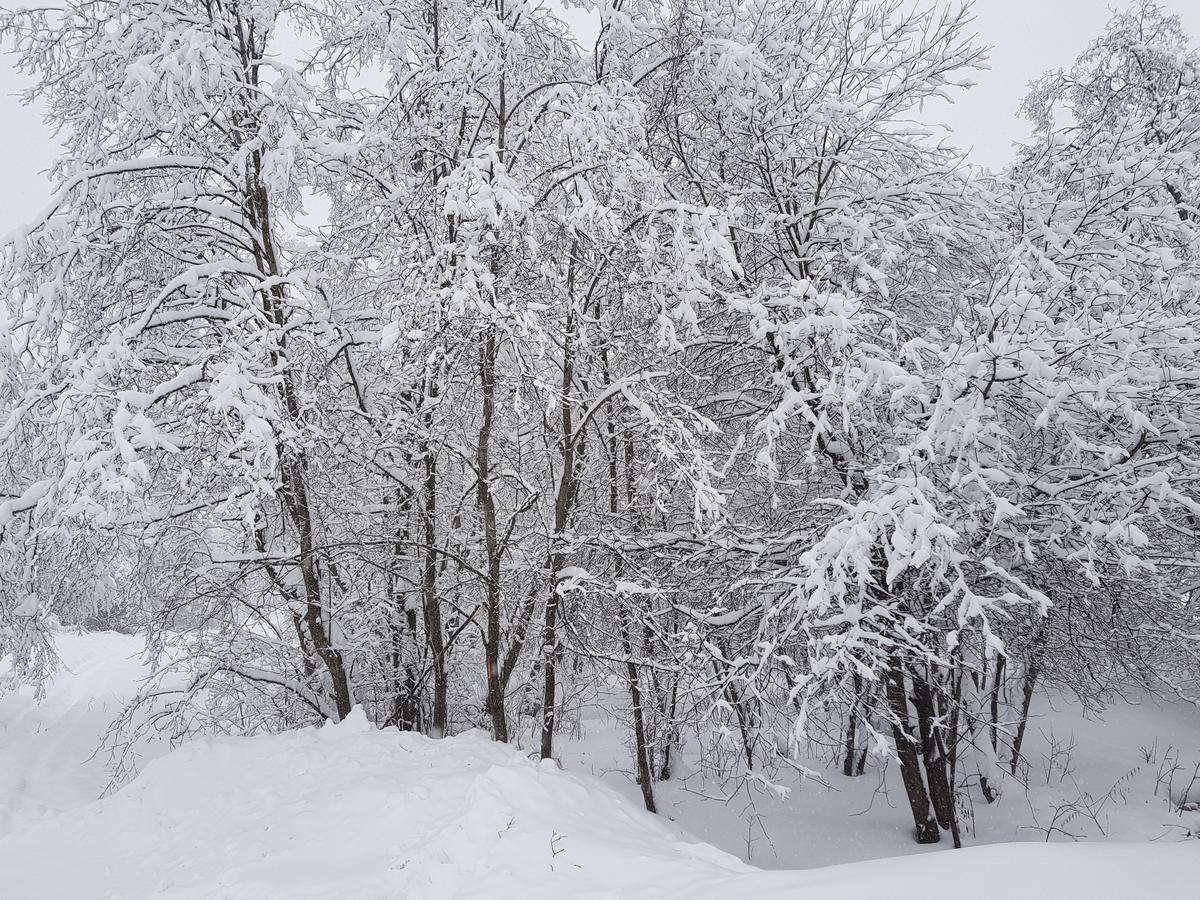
[0,711,1194,899]
[0,632,160,837]
[0,712,749,899]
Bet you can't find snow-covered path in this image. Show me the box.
[0,634,1195,898]
[0,632,158,837]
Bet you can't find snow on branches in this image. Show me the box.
[0,0,1198,848]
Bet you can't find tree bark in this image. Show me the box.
[844,671,863,776]
[386,490,423,731]
[619,604,657,813]
[421,444,448,736]
[1010,631,1045,777]
[886,659,940,844]
[477,325,508,743]
[246,162,352,721]
[539,247,580,761]
[981,651,1005,803]
[910,667,957,842]
[606,393,656,812]
[658,675,679,781]
[539,576,561,759]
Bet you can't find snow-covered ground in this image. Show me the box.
[0,632,168,838]
[558,689,1200,868]
[0,634,1196,898]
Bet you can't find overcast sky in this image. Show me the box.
[2,0,1199,236]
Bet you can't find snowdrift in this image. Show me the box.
[0,632,163,837]
[0,707,1194,899]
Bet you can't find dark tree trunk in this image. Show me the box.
[910,667,958,842]
[658,675,679,781]
[711,657,754,771]
[498,581,540,696]
[886,660,940,844]
[981,652,1005,803]
[944,660,964,848]
[246,171,352,722]
[1010,638,1044,777]
[476,325,509,743]
[606,397,656,813]
[288,468,352,721]
[650,598,680,781]
[620,605,657,813]
[385,490,423,732]
[393,660,422,730]
[387,579,422,732]
[540,252,580,761]
[539,577,561,760]
[844,671,864,777]
[421,446,448,737]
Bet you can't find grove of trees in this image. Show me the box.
[2,0,1198,847]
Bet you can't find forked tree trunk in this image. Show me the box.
[714,658,755,771]
[1010,630,1046,777]
[910,667,958,841]
[605,384,656,813]
[886,659,940,844]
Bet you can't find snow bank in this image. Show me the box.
[0,705,1194,899]
[0,709,749,899]
[0,632,161,837]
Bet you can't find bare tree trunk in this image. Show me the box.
[944,660,964,848]
[481,52,512,743]
[947,660,963,791]
[1010,631,1045,777]
[990,653,1005,755]
[713,658,755,771]
[619,604,656,812]
[629,447,677,783]
[386,491,423,731]
[605,382,656,812]
[388,603,423,732]
[498,580,541,694]
[886,659,940,844]
[910,667,958,843]
[246,166,352,721]
[658,676,679,781]
[477,325,508,743]
[421,444,448,737]
[539,575,561,759]
[844,671,863,776]
[981,651,1005,803]
[539,246,580,761]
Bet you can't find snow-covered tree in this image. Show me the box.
[2,0,1198,851]
[0,0,365,724]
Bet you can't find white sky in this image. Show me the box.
[2,0,1199,235]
